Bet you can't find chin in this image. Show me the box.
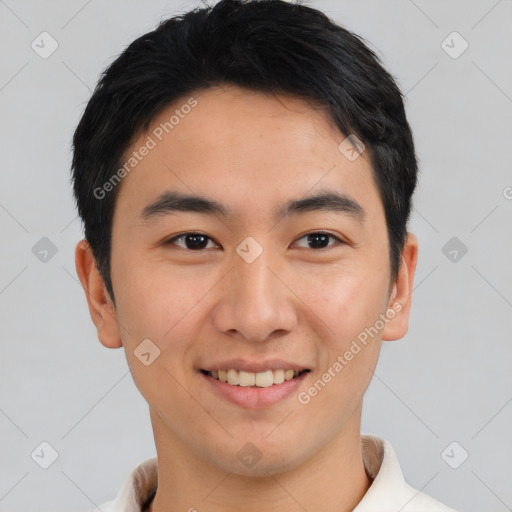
[204,443,311,478]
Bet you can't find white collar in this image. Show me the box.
[98,434,456,512]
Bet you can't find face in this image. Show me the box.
[77,84,417,477]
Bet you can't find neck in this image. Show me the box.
[148,408,371,512]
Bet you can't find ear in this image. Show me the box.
[381,232,419,341]
[75,239,122,349]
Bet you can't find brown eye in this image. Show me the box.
[165,233,217,250]
[294,232,343,249]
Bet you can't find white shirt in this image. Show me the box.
[93,434,458,512]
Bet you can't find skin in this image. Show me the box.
[76,84,418,512]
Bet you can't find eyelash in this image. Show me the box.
[164,231,345,251]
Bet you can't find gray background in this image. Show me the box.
[1,1,511,511]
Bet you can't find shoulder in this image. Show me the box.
[399,481,459,511]
[86,457,158,512]
[357,434,460,512]
[402,488,456,512]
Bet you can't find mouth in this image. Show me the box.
[200,368,311,388]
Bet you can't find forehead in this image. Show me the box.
[157,85,343,167]
[114,85,383,227]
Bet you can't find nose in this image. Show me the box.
[212,247,298,343]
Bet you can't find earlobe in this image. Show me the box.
[381,232,419,342]
[74,239,123,349]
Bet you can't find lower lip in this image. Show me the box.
[200,371,310,409]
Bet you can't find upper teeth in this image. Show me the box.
[209,369,302,387]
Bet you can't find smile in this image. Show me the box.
[200,368,310,387]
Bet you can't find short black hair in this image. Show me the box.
[71,0,418,303]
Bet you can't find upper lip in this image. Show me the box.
[200,359,310,373]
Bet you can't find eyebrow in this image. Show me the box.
[139,188,365,224]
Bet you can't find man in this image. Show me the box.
[72,0,458,510]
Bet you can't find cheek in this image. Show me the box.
[111,260,204,413]
[300,274,384,415]
[299,261,389,346]
[112,256,205,338]
[295,261,387,408]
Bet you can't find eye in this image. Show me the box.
[164,231,344,251]
[165,232,218,251]
[294,232,344,250]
